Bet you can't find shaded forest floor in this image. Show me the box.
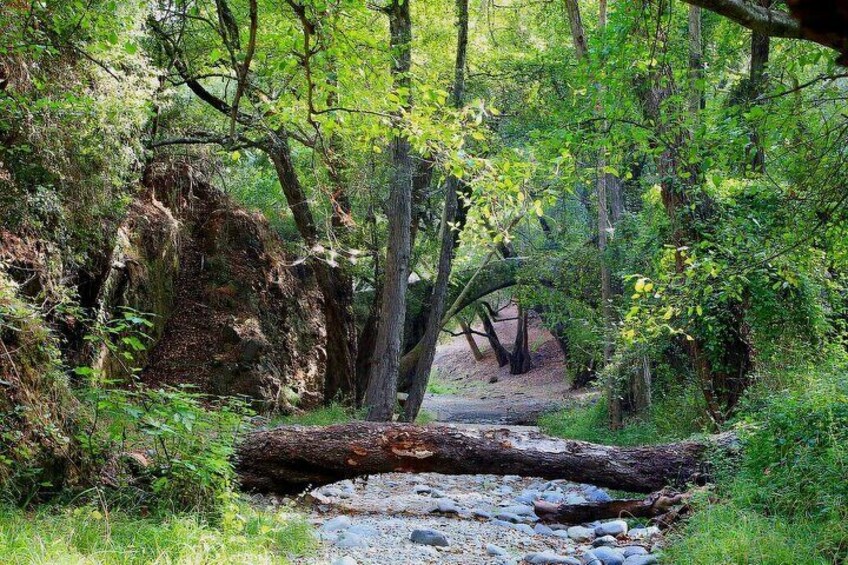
[422,304,597,425]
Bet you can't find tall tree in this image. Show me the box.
[364,0,415,421]
[401,0,469,422]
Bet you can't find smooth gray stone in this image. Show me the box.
[430,489,446,498]
[623,556,658,565]
[593,535,618,547]
[495,512,525,524]
[525,551,581,564]
[583,486,613,503]
[552,529,572,539]
[581,550,603,565]
[622,546,648,558]
[509,523,537,535]
[487,544,509,556]
[331,557,357,565]
[321,516,352,532]
[501,504,537,516]
[431,499,460,514]
[413,484,432,494]
[591,546,625,565]
[472,508,493,519]
[409,529,449,547]
[595,520,628,537]
[534,523,555,536]
[567,525,596,542]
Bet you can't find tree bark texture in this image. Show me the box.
[235,423,736,495]
[460,320,485,361]
[478,305,511,367]
[364,0,414,421]
[509,305,533,375]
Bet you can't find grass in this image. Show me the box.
[426,371,459,395]
[272,402,358,426]
[538,395,699,446]
[662,500,829,564]
[0,502,315,565]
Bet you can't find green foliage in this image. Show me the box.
[0,502,315,565]
[662,499,828,565]
[272,403,357,427]
[76,386,251,514]
[426,370,459,395]
[539,389,705,447]
[664,357,848,563]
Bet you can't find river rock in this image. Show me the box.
[593,535,618,547]
[335,532,366,549]
[331,557,358,565]
[534,523,555,536]
[595,520,628,537]
[591,546,625,565]
[413,484,432,494]
[487,544,509,556]
[567,525,596,542]
[516,490,541,504]
[409,529,449,547]
[622,546,648,558]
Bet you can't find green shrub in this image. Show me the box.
[272,402,358,427]
[76,386,251,515]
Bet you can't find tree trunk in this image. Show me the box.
[748,0,771,173]
[400,0,469,423]
[509,305,533,375]
[363,0,414,421]
[267,134,357,402]
[534,489,691,523]
[478,305,510,367]
[235,422,737,495]
[460,320,484,361]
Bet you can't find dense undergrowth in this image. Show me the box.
[542,355,848,564]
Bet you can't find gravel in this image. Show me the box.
[292,472,664,564]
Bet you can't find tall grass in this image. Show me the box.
[0,502,315,565]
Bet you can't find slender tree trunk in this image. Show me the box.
[266,134,356,402]
[460,320,484,361]
[509,305,533,375]
[402,0,470,422]
[748,0,771,173]
[688,5,704,117]
[478,305,510,367]
[364,0,414,421]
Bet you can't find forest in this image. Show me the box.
[1,0,847,563]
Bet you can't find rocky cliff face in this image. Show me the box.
[106,161,326,412]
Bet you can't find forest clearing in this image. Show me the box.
[2,0,848,563]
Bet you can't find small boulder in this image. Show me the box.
[567,525,596,542]
[595,520,628,538]
[534,523,555,536]
[487,544,509,556]
[622,546,648,558]
[409,529,449,547]
[591,546,625,565]
[593,535,618,547]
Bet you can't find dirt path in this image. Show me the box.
[275,309,661,564]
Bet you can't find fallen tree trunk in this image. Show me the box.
[235,423,737,494]
[533,489,692,523]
